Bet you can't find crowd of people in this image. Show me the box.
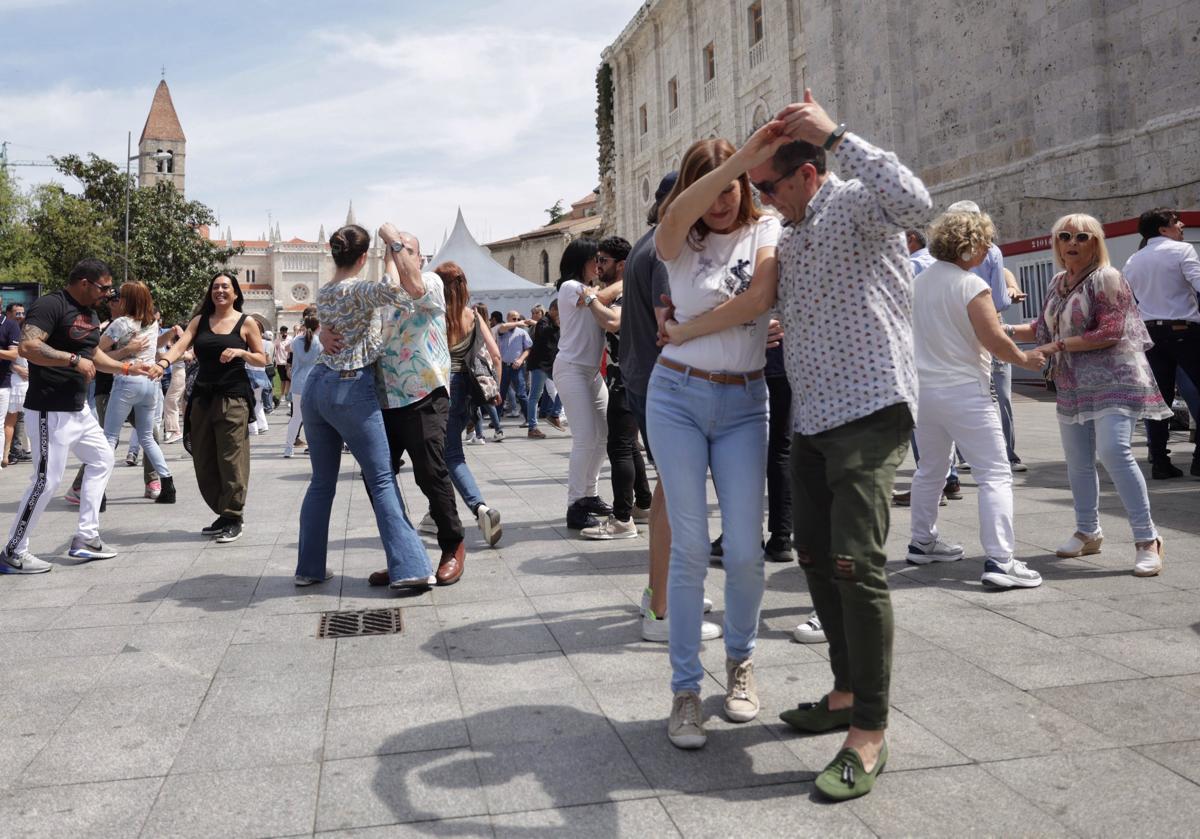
[1,87,1197,804]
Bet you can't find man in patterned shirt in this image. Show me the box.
[747,90,932,801]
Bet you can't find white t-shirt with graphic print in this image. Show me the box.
[658,214,781,374]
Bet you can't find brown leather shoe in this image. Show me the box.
[368,569,389,587]
[547,416,566,431]
[528,427,547,439]
[436,541,465,586]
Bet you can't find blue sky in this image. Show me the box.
[0,0,645,252]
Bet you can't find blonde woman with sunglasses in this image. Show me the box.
[1008,214,1171,577]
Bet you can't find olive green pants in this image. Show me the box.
[190,394,250,521]
[790,402,913,731]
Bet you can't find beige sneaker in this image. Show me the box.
[580,515,638,541]
[668,691,706,749]
[1056,529,1103,558]
[724,657,759,722]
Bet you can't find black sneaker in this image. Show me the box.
[764,534,795,563]
[215,520,243,544]
[1191,458,1200,479]
[1152,461,1183,480]
[202,516,231,536]
[578,496,613,517]
[566,503,600,530]
[710,534,724,564]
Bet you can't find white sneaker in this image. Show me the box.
[580,515,638,540]
[418,513,437,535]
[631,505,650,522]
[389,574,436,590]
[294,571,333,586]
[981,557,1043,588]
[906,537,964,565]
[492,429,504,442]
[476,505,502,547]
[641,612,722,643]
[724,657,759,722]
[282,445,294,458]
[0,550,51,574]
[67,537,118,561]
[466,436,485,446]
[668,691,706,749]
[163,432,184,445]
[1134,539,1164,577]
[793,615,826,643]
[1056,529,1103,558]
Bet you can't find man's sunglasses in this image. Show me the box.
[1056,231,1094,244]
[751,163,803,196]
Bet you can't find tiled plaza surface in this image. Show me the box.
[1,386,1199,838]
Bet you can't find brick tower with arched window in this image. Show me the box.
[138,79,186,194]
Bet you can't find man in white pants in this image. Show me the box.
[1,259,150,574]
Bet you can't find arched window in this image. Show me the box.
[540,250,549,284]
[508,256,516,272]
[751,103,769,130]
[155,149,166,173]
[166,150,175,174]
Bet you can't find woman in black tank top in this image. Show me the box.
[153,273,267,543]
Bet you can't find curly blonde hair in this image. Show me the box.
[928,211,995,264]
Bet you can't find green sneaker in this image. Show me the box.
[779,695,852,733]
[814,742,888,801]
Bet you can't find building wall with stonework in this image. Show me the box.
[485,194,604,288]
[603,0,1199,243]
[602,0,806,240]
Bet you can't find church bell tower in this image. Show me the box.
[138,79,186,194]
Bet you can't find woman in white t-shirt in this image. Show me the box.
[100,281,175,503]
[906,211,1044,588]
[647,125,789,751]
[553,238,614,529]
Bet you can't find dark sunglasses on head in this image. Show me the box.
[1056,231,1094,244]
[751,163,803,196]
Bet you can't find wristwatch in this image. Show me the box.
[68,353,79,368]
[583,294,598,307]
[822,123,848,151]
[389,242,407,253]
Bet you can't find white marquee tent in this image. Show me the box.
[425,209,553,316]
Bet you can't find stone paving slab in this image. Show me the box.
[0,387,1198,836]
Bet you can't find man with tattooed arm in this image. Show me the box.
[1,259,153,574]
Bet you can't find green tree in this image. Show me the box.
[0,168,53,286]
[545,199,566,225]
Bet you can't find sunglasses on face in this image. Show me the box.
[751,164,802,196]
[1056,231,1094,244]
[87,279,118,299]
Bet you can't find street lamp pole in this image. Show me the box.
[124,133,171,283]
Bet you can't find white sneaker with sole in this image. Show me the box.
[580,515,638,540]
[294,571,334,586]
[641,613,722,642]
[389,574,436,590]
[1056,529,1103,558]
[0,550,51,574]
[641,587,712,615]
[668,691,706,749]
[724,657,759,722]
[793,615,827,643]
[906,537,964,565]
[631,505,650,522]
[68,537,117,561]
[981,557,1043,588]
[476,505,502,547]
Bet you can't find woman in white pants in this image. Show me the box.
[283,308,320,457]
[906,210,1046,588]
[553,238,611,530]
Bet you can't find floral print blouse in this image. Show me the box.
[1034,264,1171,425]
[375,272,451,409]
[315,275,405,371]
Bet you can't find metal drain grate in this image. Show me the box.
[318,608,404,639]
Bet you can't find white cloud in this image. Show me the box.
[2,11,634,252]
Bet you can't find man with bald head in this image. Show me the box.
[495,309,533,431]
[369,225,467,585]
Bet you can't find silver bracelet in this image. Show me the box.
[1003,324,1016,337]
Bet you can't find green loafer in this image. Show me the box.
[779,695,852,733]
[814,741,888,801]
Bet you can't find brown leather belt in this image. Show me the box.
[657,356,764,385]
[1145,319,1195,331]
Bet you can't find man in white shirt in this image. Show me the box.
[1122,207,1200,478]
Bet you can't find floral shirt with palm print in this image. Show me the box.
[375,272,451,409]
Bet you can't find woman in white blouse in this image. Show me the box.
[649,123,788,750]
[905,211,1045,588]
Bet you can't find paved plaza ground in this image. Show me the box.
[1,385,1199,837]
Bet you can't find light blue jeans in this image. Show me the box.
[1058,414,1158,543]
[103,376,171,478]
[296,365,431,582]
[526,368,561,429]
[646,362,768,694]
